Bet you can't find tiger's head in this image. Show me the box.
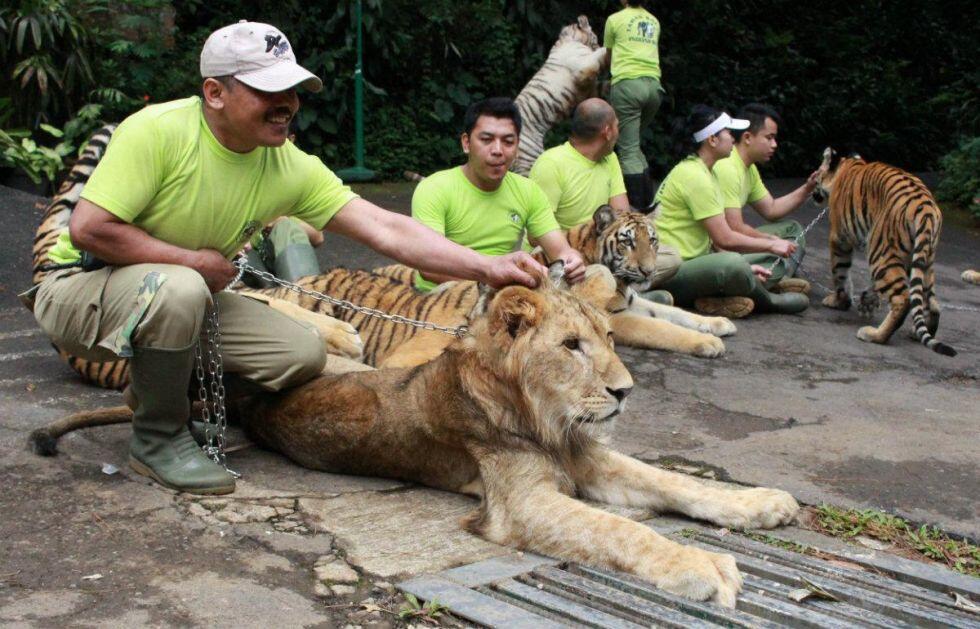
[591,205,660,291]
[812,146,861,205]
[557,15,600,51]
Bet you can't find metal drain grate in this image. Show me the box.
[399,523,980,628]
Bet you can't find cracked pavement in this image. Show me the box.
[1,179,977,625]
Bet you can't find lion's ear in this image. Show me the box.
[488,286,546,339]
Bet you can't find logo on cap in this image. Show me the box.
[264,31,290,57]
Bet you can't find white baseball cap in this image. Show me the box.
[200,20,323,93]
[693,112,750,142]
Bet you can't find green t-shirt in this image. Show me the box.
[411,167,559,291]
[529,142,627,229]
[604,7,662,84]
[653,156,724,260]
[713,151,770,209]
[49,96,357,264]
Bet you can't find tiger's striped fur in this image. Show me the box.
[246,270,482,368]
[29,125,132,389]
[512,16,607,175]
[373,206,738,358]
[814,147,955,356]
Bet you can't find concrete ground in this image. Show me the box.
[1,179,977,626]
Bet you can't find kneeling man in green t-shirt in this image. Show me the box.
[411,98,585,292]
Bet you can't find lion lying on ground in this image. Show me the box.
[31,265,798,607]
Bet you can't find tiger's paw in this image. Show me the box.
[703,317,736,337]
[323,321,365,360]
[856,326,881,344]
[693,335,726,358]
[821,293,851,310]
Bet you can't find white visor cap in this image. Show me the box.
[200,20,323,93]
[693,112,750,143]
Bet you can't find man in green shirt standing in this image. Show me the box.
[411,98,585,291]
[529,98,679,293]
[604,0,664,210]
[713,103,820,293]
[32,22,546,496]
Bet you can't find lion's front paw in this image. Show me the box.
[693,335,725,358]
[856,325,879,344]
[714,488,800,530]
[653,546,742,608]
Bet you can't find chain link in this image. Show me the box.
[232,259,470,338]
[764,204,830,275]
[194,296,240,479]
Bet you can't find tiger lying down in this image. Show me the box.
[32,264,799,607]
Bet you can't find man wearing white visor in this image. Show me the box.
[651,105,809,318]
[33,21,546,495]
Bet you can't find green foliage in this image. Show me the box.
[0,124,71,185]
[398,593,449,623]
[936,137,980,220]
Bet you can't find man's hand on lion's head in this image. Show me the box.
[483,251,547,289]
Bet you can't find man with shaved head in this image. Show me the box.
[530,98,680,296]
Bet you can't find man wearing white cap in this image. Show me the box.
[33,21,547,495]
[652,105,808,318]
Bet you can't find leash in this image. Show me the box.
[196,258,471,471]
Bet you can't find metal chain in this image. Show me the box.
[232,259,470,338]
[764,204,830,275]
[193,296,240,479]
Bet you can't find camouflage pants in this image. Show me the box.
[34,264,326,391]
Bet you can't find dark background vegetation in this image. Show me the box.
[1,0,977,214]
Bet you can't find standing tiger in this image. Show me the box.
[374,206,736,358]
[511,15,608,175]
[812,148,955,356]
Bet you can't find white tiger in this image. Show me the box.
[512,15,607,175]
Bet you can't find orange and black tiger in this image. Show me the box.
[29,125,133,389]
[813,148,955,356]
[248,270,483,368]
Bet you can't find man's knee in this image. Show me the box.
[136,268,210,348]
[714,252,755,294]
[259,324,327,391]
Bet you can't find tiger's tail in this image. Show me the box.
[907,216,956,357]
[29,406,133,456]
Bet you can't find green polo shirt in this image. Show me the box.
[603,7,662,84]
[529,142,627,229]
[48,96,356,264]
[411,166,559,291]
[713,151,770,209]
[653,156,724,260]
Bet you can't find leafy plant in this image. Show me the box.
[936,137,980,220]
[0,125,70,185]
[398,593,449,624]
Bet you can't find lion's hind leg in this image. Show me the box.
[470,450,742,607]
[610,312,725,358]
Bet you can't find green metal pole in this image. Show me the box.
[336,0,375,183]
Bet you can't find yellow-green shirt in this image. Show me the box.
[49,96,356,264]
[411,167,559,291]
[603,7,662,84]
[713,151,770,209]
[653,156,724,259]
[529,142,627,229]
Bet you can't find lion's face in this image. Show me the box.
[593,205,659,291]
[470,272,633,450]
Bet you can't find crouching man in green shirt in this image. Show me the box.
[411,98,585,292]
[32,22,546,496]
[529,98,679,302]
[713,103,820,294]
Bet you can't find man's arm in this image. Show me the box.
[326,198,544,288]
[70,198,237,293]
[535,230,586,283]
[701,214,795,256]
[724,207,777,240]
[608,193,630,212]
[750,170,819,221]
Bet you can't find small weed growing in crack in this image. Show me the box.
[399,593,449,624]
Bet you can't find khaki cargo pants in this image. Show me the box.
[34,263,330,391]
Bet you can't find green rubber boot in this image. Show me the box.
[748,282,810,314]
[128,345,236,495]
